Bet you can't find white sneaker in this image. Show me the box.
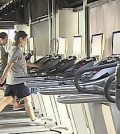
[30,118,46,126]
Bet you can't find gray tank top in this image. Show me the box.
[0,45,7,76]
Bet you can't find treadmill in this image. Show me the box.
[11,33,105,133]
[57,59,120,134]
[58,32,120,134]
[13,56,97,134]
[38,58,119,134]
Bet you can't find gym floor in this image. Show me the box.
[0,89,59,134]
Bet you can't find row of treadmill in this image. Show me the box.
[3,53,118,134]
[27,53,118,103]
[14,53,120,134]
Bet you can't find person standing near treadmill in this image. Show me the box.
[0,32,24,110]
[0,30,45,125]
[0,32,8,87]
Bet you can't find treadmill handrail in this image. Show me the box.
[74,62,117,94]
[104,74,116,103]
[116,89,120,111]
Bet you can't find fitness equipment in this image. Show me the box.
[29,55,62,75]
[39,62,112,134]
[12,33,105,133]
[57,61,120,134]
[25,53,32,61]
[34,54,52,64]
[95,31,120,106]
[57,93,109,134]
[74,56,118,94]
[63,57,96,78]
[47,56,77,76]
[104,74,116,103]
[103,30,120,104]
[13,56,97,133]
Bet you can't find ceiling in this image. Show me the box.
[57,0,102,8]
[0,0,101,7]
[0,0,105,29]
[0,0,102,9]
[0,0,28,29]
[0,0,11,6]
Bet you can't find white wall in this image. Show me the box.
[89,0,120,57]
[31,21,49,56]
[14,24,30,37]
[58,9,78,56]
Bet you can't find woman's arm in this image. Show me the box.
[27,62,43,69]
[0,62,13,84]
[0,53,8,63]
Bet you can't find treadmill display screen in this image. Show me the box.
[112,31,120,55]
[58,37,66,54]
[73,36,82,55]
[91,33,103,56]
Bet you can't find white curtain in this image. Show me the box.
[89,0,120,57]
[31,21,49,56]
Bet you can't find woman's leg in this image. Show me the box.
[23,95,35,120]
[0,96,13,112]
[12,98,24,110]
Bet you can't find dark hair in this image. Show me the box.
[0,32,8,39]
[14,30,28,44]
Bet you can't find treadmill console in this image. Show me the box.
[98,57,118,65]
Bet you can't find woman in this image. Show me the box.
[0,30,43,125]
[0,32,8,86]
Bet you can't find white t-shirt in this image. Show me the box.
[6,45,27,85]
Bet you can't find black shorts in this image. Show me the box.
[4,83,31,99]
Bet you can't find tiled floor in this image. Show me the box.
[0,90,61,134]
[0,88,66,134]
